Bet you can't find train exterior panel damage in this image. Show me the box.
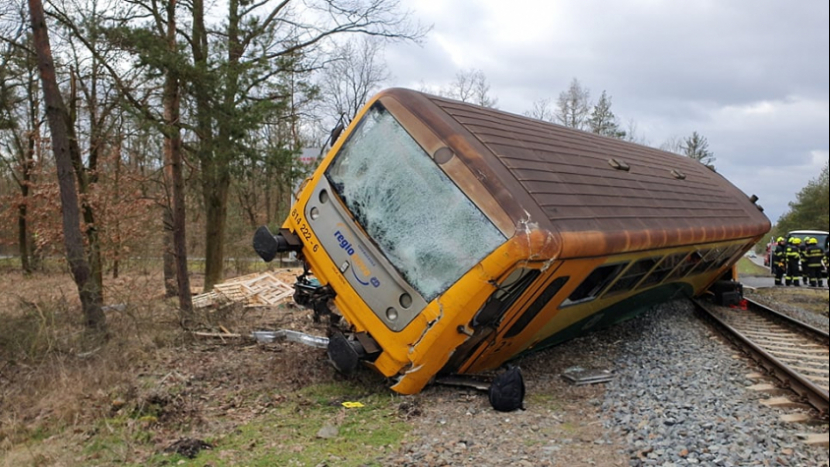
[255,88,770,396]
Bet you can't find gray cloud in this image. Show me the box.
[383,0,829,224]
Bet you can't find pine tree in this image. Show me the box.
[588,91,626,139]
[682,131,716,167]
[775,161,829,233]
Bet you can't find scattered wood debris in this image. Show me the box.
[192,271,294,309]
[193,331,243,339]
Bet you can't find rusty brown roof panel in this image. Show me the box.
[380,89,770,255]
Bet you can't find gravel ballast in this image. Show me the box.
[381,298,829,466]
[601,299,828,467]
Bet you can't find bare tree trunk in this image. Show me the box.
[164,0,194,322]
[202,175,229,291]
[162,206,177,297]
[264,163,272,225]
[17,203,30,273]
[28,0,106,332]
[111,128,122,279]
[68,69,105,300]
[10,47,40,274]
[17,133,33,273]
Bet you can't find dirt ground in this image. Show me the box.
[0,267,825,466]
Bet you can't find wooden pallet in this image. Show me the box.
[193,272,293,309]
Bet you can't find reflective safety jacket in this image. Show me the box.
[786,245,801,265]
[805,245,824,268]
[772,243,787,265]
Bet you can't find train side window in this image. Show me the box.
[668,249,707,280]
[472,268,541,328]
[708,244,743,271]
[638,252,689,289]
[560,262,627,307]
[688,247,729,276]
[504,276,569,338]
[603,257,661,297]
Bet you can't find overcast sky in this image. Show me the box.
[381,0,829,226]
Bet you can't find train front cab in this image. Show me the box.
[257,94,522,394]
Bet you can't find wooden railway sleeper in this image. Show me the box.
[692,297,829,419]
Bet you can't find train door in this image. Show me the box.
[447,261,571,375]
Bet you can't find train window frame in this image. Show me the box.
[559,262,628,308]
[504,276,569,338]
[687,245,735,277]
[602,256,662,297]
[708,244,744,272]
[638,252,689,289]
[472,268,542,328]
[668,249,707,281]
[687,248,719,276]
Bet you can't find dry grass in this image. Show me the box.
[0,265,330,465]
[0,269,182,447]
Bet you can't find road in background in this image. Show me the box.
[742,253,775,288]
[740,275,775,289]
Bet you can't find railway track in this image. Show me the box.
[693,296,829,419]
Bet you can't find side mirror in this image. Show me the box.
[253,226,280,262]
[253,226,303,262]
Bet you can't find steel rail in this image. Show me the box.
[742,297,829,344]
[692,298,829,418]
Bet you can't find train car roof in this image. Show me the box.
[379,88,771,254]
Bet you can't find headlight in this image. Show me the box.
[386,307,398,321]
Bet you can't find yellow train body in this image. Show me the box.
[259,88,770,395]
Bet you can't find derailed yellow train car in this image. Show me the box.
[254,88,770,408]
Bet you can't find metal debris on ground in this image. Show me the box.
[251,330,329,348]
[561,367,614,385]
[192,271,294,309]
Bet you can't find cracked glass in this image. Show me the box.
[325,104,506,301]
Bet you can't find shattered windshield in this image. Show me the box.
[325,104,506,301]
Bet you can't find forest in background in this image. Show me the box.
[769,161,829,239]
[1,0,823,332]
[0,0,429,331]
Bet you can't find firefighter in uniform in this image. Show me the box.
[785,237,802,286]
[799,237,810,285]
[825,243,829,288]
[771,237,787,286]
[804,238,824,288]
